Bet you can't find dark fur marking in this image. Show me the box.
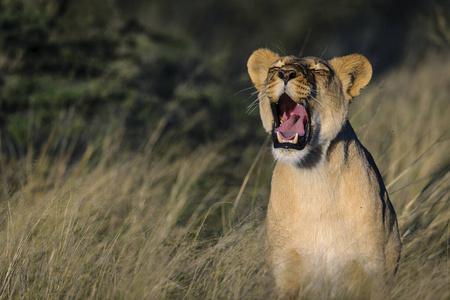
[347,71,357,95]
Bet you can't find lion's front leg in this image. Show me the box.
[268,247,304,299]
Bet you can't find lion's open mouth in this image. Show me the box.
[271,93,311,150]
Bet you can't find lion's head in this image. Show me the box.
[247,49,372,165]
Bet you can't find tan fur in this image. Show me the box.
[247,49,401,298]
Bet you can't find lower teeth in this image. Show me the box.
[276,132,299,144]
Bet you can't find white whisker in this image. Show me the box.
[235,87,254,96]
[246,93,267,114]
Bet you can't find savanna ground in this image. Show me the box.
[0,0,449,299]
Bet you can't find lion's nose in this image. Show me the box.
[278,69,297,84]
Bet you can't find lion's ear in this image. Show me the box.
[328,54,372,99]
[247,49,279,91]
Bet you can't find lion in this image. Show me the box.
[247,49,401,298]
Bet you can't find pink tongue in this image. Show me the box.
[276,105,307,139]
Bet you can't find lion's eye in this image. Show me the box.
[311,68,329,76]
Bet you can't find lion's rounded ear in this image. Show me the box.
[247,49,279,91]
[328,54,372,100]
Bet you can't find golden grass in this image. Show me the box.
[0,54,449,299]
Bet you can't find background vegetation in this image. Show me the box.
[0,0,449,298]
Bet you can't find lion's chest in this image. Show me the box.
[267,163,367,275]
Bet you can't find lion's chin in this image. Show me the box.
[271,147,312,165]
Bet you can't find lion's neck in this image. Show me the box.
[289,120,358,171]
[325,120,359,168]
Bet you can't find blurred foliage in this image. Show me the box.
[118,0,449,71]
[0,0,448,160]
[0,0,260,159]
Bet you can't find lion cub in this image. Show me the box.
[247,49,401,298]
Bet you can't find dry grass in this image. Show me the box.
[0,54,449,299]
